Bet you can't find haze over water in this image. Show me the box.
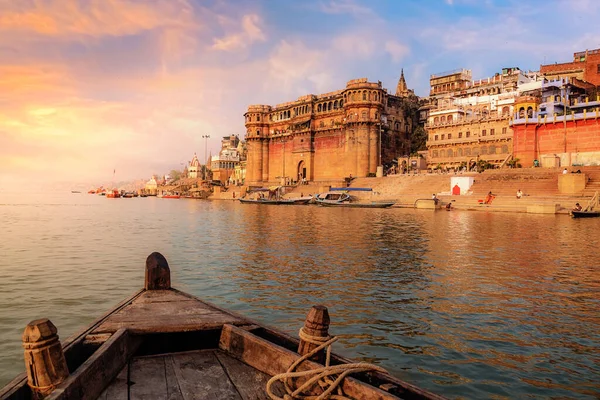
[1,191,599,399]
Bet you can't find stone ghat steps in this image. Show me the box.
[350,175,451,203]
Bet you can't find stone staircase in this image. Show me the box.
[442,167,600,212]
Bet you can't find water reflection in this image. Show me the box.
[0,193,598,399]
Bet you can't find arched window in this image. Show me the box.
[318,104,322,112]
[433,150,439,157]
[502,145,508,153]
[256,130,260,136]
[447,149,453,157]
[328,102,332,111]
[519,107,525,118]
[447,115,453,123]
[458,148,463,156]
[257,115,260,122]
[351,93,356,101]
[395,122,400,130]
[363,92,366,100]
[441,116,446,123]
[502,106,509,116]
[340,100,344,107]
[440,150,446,157]
[434,117,440,124]
[489,145,496,154]
[361,111,367,120]
[465,148,471,156]
[334,100,338,109]
[527,107,533,118]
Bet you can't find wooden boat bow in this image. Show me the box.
[0,253,445,400]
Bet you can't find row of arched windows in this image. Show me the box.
[432,145,509,158]
[317,100,343,113]
[344,90,383,103]
[517,107,534,118]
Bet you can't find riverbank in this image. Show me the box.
[212,166,600,215]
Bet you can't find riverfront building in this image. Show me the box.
[211,134,246,185]
[424,67,541,170]
[244,73,419,185]
[187,154,200,179]
[510,78,600,167]
[509,48,600,168]
[540,48,600,86]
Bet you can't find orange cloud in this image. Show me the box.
[0,0,199,38]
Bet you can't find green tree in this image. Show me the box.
[169,169,182,181]
[410,126,427,154]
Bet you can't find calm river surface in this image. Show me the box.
[0,191,599,398]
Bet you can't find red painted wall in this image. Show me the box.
[513,118,600,166]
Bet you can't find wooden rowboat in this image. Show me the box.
[0,253,445,400]
[570,210,600,218]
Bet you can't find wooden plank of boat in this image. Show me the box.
[1,252,445,400]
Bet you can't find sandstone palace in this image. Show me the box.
[244,73,418,185]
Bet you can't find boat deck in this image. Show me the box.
[99,349,284,400]
[90,289,247,335]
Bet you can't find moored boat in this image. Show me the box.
[318,201,395,208]
[0,253,445,400]
[570,210,600,218]
[158,193,181,199]
[314,191,352,205]
[288,195,314,205]
[106,189,120,198]
[239,186,299,205]
[570,191,599,218]
[239,197,296,205]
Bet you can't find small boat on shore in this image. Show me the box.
[240,186,301,205]
[318,201,395,208]
[0,253,445,400]
[570,191,599,218]
[315,189,394,208]
[570,210,600,218]
[314,191,352,205]
[106,189,120,198]
[239,197,296,205]
[288,195,314,205]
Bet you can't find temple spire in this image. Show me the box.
[396,69,408,97]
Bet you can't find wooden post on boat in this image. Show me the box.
[22,318,69,399]
[298,305,330,364]
[145,252,171,290]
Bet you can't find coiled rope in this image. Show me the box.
[266,328,388,400]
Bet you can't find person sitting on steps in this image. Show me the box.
[516,189,523,199]
[573,203,583,212]
[484,191,495,204]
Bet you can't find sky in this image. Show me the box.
[1,0,599,186]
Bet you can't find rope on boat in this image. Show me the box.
[266,328,388,400]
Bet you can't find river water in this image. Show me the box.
[0,191,598,398]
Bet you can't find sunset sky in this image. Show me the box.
[1,0,598,186]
